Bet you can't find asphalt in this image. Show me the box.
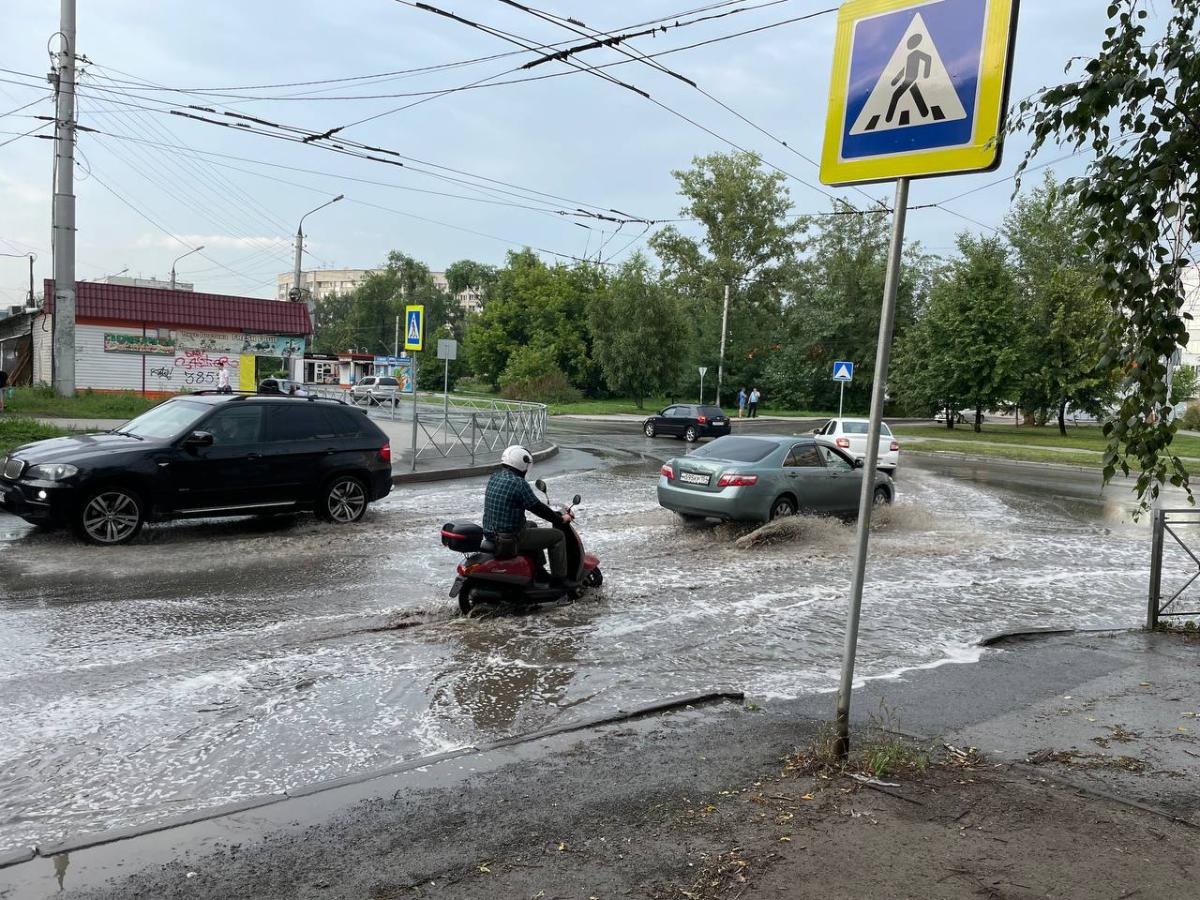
[2,628,1195,899]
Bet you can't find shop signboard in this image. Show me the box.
[103,333,176,355]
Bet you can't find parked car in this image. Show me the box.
[657,434,893,523]
[812,418,900,473]
[934,408,968,425]
[350,375,402,407]
[0,394,393,545]
[643,404,731,442]
[258,377,308,396]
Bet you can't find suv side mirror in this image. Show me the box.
[852,457,864,469]
[572,494,581,506]
[534,478,547,494]
[184,430,214,449]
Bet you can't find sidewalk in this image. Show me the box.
[6,629,1195,898]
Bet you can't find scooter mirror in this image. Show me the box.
[534,478,547,494]
[572,494,581,506]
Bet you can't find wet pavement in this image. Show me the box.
[0,422,1171,855]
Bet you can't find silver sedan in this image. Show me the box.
[656,435,894,523]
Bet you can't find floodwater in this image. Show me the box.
[0,452,1161,852]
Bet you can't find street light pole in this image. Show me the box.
[169,245,204,290]
[292,194,344,308]
[717,283,730,407]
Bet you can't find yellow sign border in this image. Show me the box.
[404,304,425,352]
[820,0,1018,187]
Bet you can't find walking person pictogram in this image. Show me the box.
[851,13,965,136]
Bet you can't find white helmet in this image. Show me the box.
[501,444,532,474]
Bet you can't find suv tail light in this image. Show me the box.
[660,463,675,480]
[836,437,851,449]
[379,442,392,463]
[890,441,900,452]
[696,415,708,424]
[718,472,758,487]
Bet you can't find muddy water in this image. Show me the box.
[0,461,1153,850]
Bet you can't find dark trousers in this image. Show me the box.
[517,526,567,578]
[748,402,758,418]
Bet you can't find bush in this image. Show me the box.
[453,376,495,395]
[500,370,581,404]
[1181,403,1200,431]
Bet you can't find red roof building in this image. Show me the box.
[36,279,313,395]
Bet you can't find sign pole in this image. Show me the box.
[834,177,909,758]
[443,357,450,422]
[839,381,845,419]
[410,354,419,472]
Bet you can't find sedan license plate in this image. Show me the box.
[679,471,710,486]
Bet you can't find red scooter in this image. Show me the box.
[440,479,603,614]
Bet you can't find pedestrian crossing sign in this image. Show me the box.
[404,305,425,352]
[833,361,854,383]
[820,0,1019,186]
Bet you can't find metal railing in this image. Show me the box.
[1147,508,1200,627]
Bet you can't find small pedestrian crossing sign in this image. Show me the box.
[820,0,1019,186]
[832,361,854,383]
[404,305,425,352]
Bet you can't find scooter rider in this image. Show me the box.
[484,445,574,586]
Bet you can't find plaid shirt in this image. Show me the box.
[483,467,539,534]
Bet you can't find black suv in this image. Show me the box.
[642,404,732,442]
[0,394,393,544]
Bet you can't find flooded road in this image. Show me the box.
[0,437,1158,852]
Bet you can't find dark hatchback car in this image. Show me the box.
[0,394,393,545]
[643,404,731,442]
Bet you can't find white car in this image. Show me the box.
[813,418,900,473]
[350,375,402,406]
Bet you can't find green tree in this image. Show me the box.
[763,203,930,412]
[1172,364,1199,406]
[650,151,804,394]
[1017,0,1200,508]
[311,291,356,355]
[587,253,688,409]
[445,259,498,307]
[893,234,1022,432]
[1004,174,1116,435]
[464,250,603,392]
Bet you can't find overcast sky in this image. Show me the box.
[0,0,1112,304]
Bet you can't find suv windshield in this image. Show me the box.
[691,437,777,463]
[118,400,210,439]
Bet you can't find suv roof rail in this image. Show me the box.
[185,389,346,405]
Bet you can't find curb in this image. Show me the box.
[0,690,742,868]
[903,448,1102,475]
[391,443,558,485]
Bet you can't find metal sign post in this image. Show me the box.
[404,306,425,472]
[833,361,854,419]
[438,338,457,422]
[698,366,708,404]
[819,0,1019,758]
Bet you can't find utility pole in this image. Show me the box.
[394,315,400,359]
[51,0,77,397]
[291,194,344,313]
[716,283,730,407]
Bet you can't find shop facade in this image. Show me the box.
[38,280,312,395]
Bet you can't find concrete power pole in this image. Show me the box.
[716,283,730,407]
[51,0,77,397]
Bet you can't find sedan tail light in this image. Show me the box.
[890,441,900,452]
[836,437,851,449]
[718,472,758,487]
[379,442,392,463]
[697,415,708,424]
[660,463,675,480]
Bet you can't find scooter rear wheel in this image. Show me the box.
[458,587,474,615]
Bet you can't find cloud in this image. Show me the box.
[133,234,289,251]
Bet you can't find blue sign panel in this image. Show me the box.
[833,361,855,382]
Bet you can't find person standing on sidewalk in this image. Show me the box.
[216,361,231,394]
[748,386,761,418]
[736,386,747,418]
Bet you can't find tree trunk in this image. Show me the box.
[945,402,955,429]
[974,405,983,433]
[1022,410,1036,426]
[634,395,644,410]
[1058,401,1067,437]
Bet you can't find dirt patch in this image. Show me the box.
[1026,748,1149,773]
